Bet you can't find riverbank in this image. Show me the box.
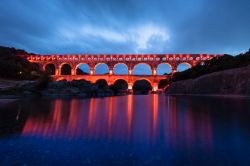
[166,65,250,96]
[0,79,117,99]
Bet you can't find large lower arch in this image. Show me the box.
[177,62,192,72]
[113,63,128,75]
[156,63,172,75]
[95,79,108,89]
[60,63,72,75]
[133,63,152,75]
[44,63,55,75]
[94,63,109,75]
[113,79,128,90]
[133,79,152,92]
[76,63,90,75]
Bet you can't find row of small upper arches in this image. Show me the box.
[44,62,192,75]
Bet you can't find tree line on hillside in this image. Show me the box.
[172,49,250,82]
[0,46,41,80]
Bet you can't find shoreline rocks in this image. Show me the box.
[0,79,118,99]
[166,65,250,95]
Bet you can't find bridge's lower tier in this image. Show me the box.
[52,75,168,91]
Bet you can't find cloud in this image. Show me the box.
[129,23,170,52]
[80,26,127,43]
[59,23,170,53]
[0,0,249,54]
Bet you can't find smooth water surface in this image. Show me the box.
[0,95,250,165]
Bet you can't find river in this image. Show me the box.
[0,95,250,165]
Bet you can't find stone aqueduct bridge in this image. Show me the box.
[25,54,222,91]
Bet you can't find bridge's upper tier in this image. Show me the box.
[25,54,222,63]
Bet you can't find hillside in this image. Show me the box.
[166,50,250,95]
[166,65,250,95]
[172,49,250,82]
[0,46,41,80]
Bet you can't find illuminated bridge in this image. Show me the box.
[25,54,222,91]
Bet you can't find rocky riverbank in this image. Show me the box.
[0,79,117,99]
[43,80,115,98]
[166,65,250,96]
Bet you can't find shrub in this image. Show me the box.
[36,73,52,90]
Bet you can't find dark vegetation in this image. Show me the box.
[0,46,42,80]
[172,49,250,82]
[36,73,52,90]
[158,79,169,89]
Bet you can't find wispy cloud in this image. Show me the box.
[0,0,249,54]
[80,26,127,43]
[129,23,170,52]
[59,23,170,53]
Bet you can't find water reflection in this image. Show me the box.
[15,95,232,147]
[0,95,250,165]
[22,96,162,142]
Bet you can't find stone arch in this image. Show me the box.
[94,63,109,75]
[113,79,128,90]
[133,63,152,75]
[177,62,192,72]
[133,78,153,85]
[113,63,129,75]
[76,63,91,75]
[95,79,108,89]
[60,63,72,75]
[44,63,56,75]
[156,63,172,75]
[132,79,153,92]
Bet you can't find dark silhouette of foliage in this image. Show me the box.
[172,49,250,82]
[36,73,52,90]
[158,79,169,89]
[109,84,120,95]
[0,46,42,79]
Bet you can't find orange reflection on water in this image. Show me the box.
[127,95,133,139]
[87,98,95,132]
[108,97,113,137]
[22,95,213,150]
[152,94,158,142]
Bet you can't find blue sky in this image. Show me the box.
[0,0,249,55]
[79,63,197,75]
[0,0,249,74]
